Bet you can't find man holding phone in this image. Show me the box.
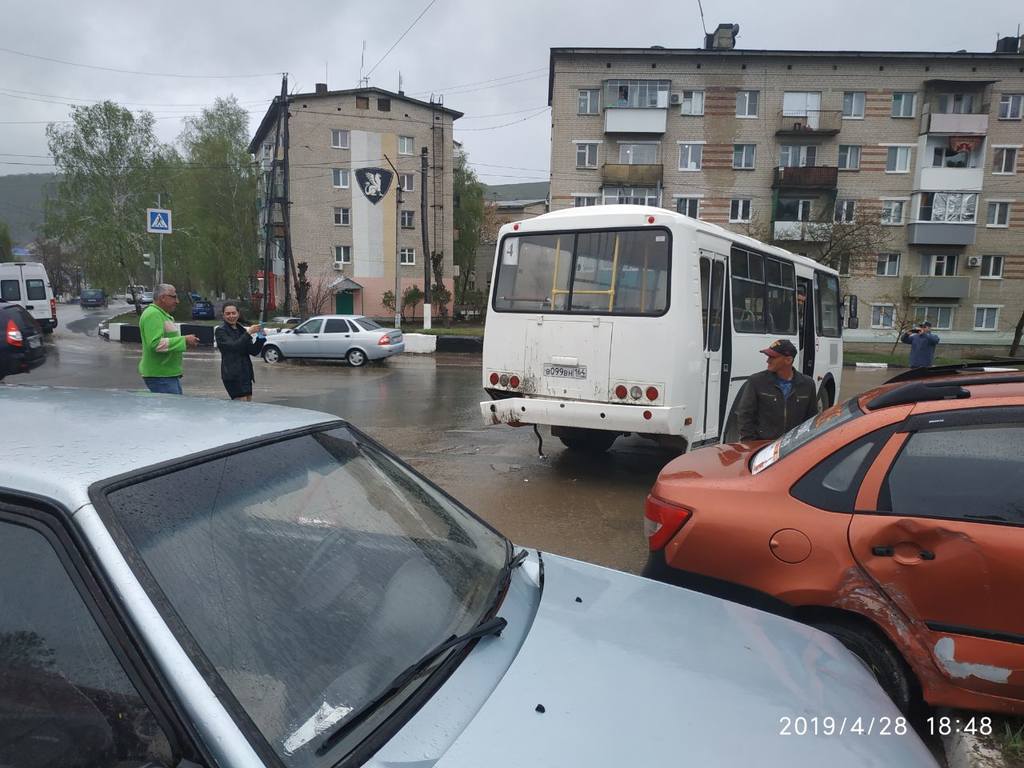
[901,320,940,368]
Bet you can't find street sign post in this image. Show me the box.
[146,204,172,285]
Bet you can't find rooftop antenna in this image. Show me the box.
[398,71,403,94]
[696,0,709,36]
[359,41,368,87]
[325,60,328,85]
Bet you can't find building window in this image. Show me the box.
[619,143,658,164]
[578,89,600,115]
[987,201,1010,227]
[993,147,1018,174]
[733,144,756,169]
[399,248,416,265]
[676,197,700,217]
[602,186,659,205]
[736,90,759,117]
[981,255,1004,279]
[838,144,861,170]
[932,144,978,169]
[842,91,865,119]
[332,168,350,188]
[356,95,369,109]
[333,207,350,226]
[935,93,975,114]
[575,142,598,168]
[681,90,704,115]
[400,173,414,192]
[838,255,851,276]
[377,97,391,112]
[776,198,813,222]
[876,252,900,276]
[914,305,953,329]
[729,199,752,223]
[331,129,350,149]
[871,304,895,328]
[998,93,1023,120]
[922,254,958,277]
[834,199,856,223]
[892,92,916,118]
[885,146,911,173]
[919,192,977,222]
[678,143,703,171]
[573,195,598,207]
[399,136,414,155]
[334,245,352,264]
[974,306,1000,330]
[401,210,415,228]
[604,79,670,109]
[880,200,905,224]
[779,144,817,168]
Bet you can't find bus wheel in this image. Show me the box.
[817,384,833,412]
[556,427,617,453]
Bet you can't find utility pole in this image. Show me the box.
[260,76,287,324]
[383,154,402,330]
[281,76,293,315]
[156,192,164,285]
[420,147,431,329]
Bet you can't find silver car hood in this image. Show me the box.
[373,553,936,768]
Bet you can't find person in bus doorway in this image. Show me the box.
[214,303,266,401]
[735,339,818,441]
[900,321,940,368]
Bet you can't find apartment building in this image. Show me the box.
[548,34,1024,353]
[249,86,461,317]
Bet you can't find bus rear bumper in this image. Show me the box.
[480,397,689,435]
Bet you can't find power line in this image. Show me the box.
[407,68,548,97]
[0,45,280,79]
[696,0,709,37]
[453,108,548,131]
[364,0,439,79]
[0,86,268,108]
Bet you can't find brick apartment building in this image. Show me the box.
[249,86,461,317]
[548,30,1024,353]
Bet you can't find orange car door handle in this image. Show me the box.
[872,546,894,557]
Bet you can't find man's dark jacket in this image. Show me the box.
[735,369,818,441]
[214,323,266,384]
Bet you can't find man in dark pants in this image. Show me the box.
[735,339,819,441]
[901,321,940,368]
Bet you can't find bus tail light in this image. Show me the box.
[509,375,521,389]
[614,384,628,399]
[6,319,23,347]
[646,386,659,401]
[644,495,692,551]
[489,372,499,385]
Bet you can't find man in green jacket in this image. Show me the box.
[139,284,198,394]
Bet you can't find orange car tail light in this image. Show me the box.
[644,494,692,551]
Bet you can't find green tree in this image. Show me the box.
[173,97,259,298]
[452,148,485,305]
[45,102,171,313]
[402,284,423,320]
[0,220,12,262]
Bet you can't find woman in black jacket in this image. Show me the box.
[214,303,266,400]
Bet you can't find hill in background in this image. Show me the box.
[0,173,57,246]
[483,181,548,203]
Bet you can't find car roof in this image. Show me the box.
[1,387,340,512]
[311,314,365,319]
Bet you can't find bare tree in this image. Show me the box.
[304,265,339,317]
[1010,308,1024,358]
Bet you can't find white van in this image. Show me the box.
[0,262,57,333]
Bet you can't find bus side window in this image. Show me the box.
[699,257,711,346]
[730,248,765,334]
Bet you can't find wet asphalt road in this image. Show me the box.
[17,304,896,575]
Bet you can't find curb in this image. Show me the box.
[854,362,889,369]
[942,730,1006,768]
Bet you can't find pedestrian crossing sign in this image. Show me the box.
[146,208,172,234]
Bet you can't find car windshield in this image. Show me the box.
[103,426,508,767]
[751,397,863,474]
[354,318,383,331]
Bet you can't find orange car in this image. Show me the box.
[643,365,1024,715]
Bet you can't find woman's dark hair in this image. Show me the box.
[222,303,250,326]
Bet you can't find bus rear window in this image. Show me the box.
[493,228,670,316]
[26,280,47,301]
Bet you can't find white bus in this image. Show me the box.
[479,205,844,453]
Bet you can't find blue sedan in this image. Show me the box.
[191,299,215,320]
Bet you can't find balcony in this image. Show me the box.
[604,108,667,134]
[916,166,985,192]
[903,275,971,299]
[773,166,838,189]
[924,112,989,135]
[773,221,831,241]
[906,222,976,246]
[601,163,663,186]
[775,110,842,136]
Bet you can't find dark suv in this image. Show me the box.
[0,302,46,381]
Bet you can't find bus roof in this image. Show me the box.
[501,205,837,276]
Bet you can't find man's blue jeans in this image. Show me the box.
[143,376,183,395]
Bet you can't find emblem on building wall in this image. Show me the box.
[355,168,393,205]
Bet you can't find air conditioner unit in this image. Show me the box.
[967,256,982,268]
[670,93,681,105]
[333,261,345,271]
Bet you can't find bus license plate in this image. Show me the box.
[544,364,587,379]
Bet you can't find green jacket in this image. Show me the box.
[138,304,186,378]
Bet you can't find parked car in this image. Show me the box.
[0,301,46,381]
[138,291,154,306]
[270,316,302,326]
[0,261,57,333]
[0,387,936,768]
[191,299,215,320]
[643,363,1024,716]
[79,288,108,308]
[261,315,404,367]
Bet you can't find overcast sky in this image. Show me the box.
[1,0,1021,186]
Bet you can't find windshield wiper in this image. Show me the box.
[314,615,507,757]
